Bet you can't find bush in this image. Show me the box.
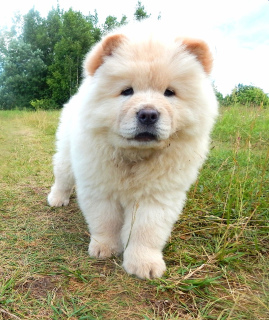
[30,99,59,111]
[217,84,269,108]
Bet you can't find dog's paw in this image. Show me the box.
[47,188,70,207]
[123,248,166,279]
[88,238,123,259]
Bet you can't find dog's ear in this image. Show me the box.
[180,38,213,75]
[84,34,126,76]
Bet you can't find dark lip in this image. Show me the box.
[133,132,157,142]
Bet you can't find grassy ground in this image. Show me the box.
[0,106,268,319]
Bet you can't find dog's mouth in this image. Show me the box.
[133,132,157,142]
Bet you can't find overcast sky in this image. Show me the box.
[0,0,268,96]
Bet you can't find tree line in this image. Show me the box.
[0,2,268,110]
[216,83,269,107]
[0,2,150,110]
[215,84,269,108]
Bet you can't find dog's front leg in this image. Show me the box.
[77,191,124,258]
[121,196,184,279]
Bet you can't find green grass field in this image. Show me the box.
[0,106,268,319]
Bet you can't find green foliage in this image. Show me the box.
[30,99,58,111]
[235,84,269,106]
[0,40,46,109]
[0,4,143,110]
[102,15,128,33]
[134,1,151,21]
[22,9,46,53]
[47,9,97,105]
[216,84,269,107]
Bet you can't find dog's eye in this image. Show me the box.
[164,89,175,97]
[121,88,134,96]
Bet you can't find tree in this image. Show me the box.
[0,4,155,109]
[86,10,102,42]
[0,40,46,109]
[22,9,45,52]
[234,84,269,107]
[20,7,63,101]
[217,84,269,107]
[44,7,63,65]
[215,90,225,105]
[47,9,96,105]
[103,15,128,33]
[134,1,151,21]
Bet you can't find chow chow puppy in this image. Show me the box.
[48,23,218,279]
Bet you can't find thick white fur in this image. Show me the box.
[48,22,218,279]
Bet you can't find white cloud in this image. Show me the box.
[211,1,269,95]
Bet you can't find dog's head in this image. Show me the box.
[83,27,217,151]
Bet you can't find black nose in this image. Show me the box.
[137,108,159,125]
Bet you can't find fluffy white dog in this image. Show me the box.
[48,23,218,279]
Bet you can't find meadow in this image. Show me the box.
[0,106,268,319]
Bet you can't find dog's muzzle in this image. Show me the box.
[134,108,160,142]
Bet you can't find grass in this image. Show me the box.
[0,106,268,319]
